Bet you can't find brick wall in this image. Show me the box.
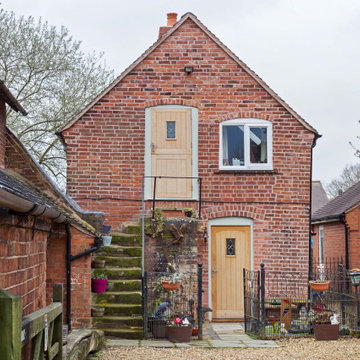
[0,100,5,168]
[0,210,49,316]
[46,224,93,328]
[63,18,315,278]
[346,207,360,269]
[312,222,346,264]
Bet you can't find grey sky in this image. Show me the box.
[3,0,360,185]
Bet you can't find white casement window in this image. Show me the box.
[219,119,273,170]
[319,226,324,264]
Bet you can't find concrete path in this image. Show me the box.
[106,323,279,348]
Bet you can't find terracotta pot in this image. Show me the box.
[313,323,339,340]
[167,325,193,343]
[162,281,181,291]
[309,281,330,292]
[192,327,198,336]
[92,278,108,293]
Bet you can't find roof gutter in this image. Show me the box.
[0,80,27,115]
[0,188,66,222]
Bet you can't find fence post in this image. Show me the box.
[260,263,265,331]
[0,289,22,360]
[53,283,63,360]
[197,263,203,340]
[142,271,148,340]
[338,264,346,325]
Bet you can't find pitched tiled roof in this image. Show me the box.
[312,181,360,222]
[58,12,318,135]
[311,181,329,215]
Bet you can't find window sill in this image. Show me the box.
[214,169,278,175]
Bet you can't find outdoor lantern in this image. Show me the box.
[203,228,208,245]
[184,66,193,75]
[349,270,360,286]
[349,269,360,330]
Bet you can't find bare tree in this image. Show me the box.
[326,163,360,198]
[0,9,114,189]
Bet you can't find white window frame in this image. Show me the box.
[319,225,324,264]
[219,118,273,171]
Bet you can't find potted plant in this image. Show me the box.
[167,316,193,343]
[144,208,165,239]
[102,224,112,246]
[159,271,183,291]
[91,271,108,293]
[313,311,339,340]
[309,264,330,292]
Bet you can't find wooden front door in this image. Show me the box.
[151,108,192,198]
[211,226,251,319]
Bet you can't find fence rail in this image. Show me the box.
[0,283,63,360]
[244,260,358,338]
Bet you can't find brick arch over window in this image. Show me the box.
[143,98,199,109]
[202,205,267,221]
[217,112,274,124]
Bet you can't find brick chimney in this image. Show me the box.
[159,13,178,38]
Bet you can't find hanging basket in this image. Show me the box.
[162,281,181,291]
[309,280,330,292]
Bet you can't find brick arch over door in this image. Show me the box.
[143,98,199,109]
[202,204,267,221]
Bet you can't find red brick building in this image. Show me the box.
[0,80,102,329]
[312,181,360,271]
[59,13,319,320]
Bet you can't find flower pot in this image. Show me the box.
[309,281,330,292]
[167,325,193,343]
[313,323,339,340]
[162,281,181,291]
[93,259,105,268]
[91,307,105,317]
[92,278,108,293]
[102,235,112,246]
[152,319,168,338]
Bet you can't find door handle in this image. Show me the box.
[151,142,156,153]
[211,268,217,278]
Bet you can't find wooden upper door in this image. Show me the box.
[211,226,251,319]
[151,108,192,198]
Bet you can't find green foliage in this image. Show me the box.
[0,9,114,189]
[183,208,199,219]
[92,271,107,279]
[145,208,164,238]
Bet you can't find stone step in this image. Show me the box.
[96,245,142,257]
[107,279,142,292]
[97,328,143,339]
[123,225,142,235]
[92,316,143,329]
[95,255,141,268]
[93,291,142,305]
[101,303,142,316]
[111,233,142,246]
[95,267,142,280]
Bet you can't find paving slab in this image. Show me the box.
[210,340,246,348]
[106,339,139,347]
[140,340,175,347]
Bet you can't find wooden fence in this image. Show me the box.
[0,283,63,360]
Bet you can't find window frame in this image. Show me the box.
[219,118,273,171]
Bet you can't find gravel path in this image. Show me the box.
[99,338,360,360]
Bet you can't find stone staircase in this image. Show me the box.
[91,225,143,339]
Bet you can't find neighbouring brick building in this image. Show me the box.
[312,180,360,271]
[58,13,319,320]
[0,80,103,329]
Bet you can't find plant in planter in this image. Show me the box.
[167,316,193,343]
[313,310,339,340]
[91,271,108,293]
[309,264,330,292]
[102,224,112,246]
[158,270,184,291]
[183,208,198,219]
[145,208,165,238]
